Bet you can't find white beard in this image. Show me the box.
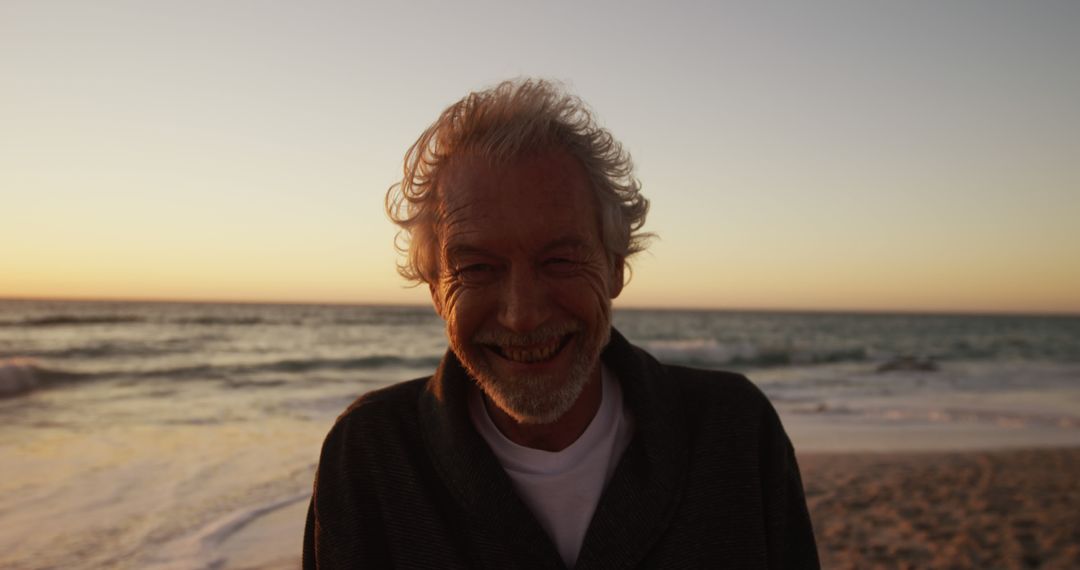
[454,323,611,425]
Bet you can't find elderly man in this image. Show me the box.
[304,79,819,569]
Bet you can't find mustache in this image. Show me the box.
[472,322,581,347]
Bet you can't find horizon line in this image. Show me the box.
[1,294,1077,319]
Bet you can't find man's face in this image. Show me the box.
[431,149,623,424]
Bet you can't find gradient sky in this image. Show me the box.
[2,1,1078,313]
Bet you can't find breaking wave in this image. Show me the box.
[136,354,444,380]
[0,312,436,329]
[0,352,441,398]
[0,314,271,328]
[22,338,205,360]
[0,315,146,327]
[172,316,267,326]
[0,358,92,399]
[642,338,870,369]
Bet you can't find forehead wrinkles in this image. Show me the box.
[434,150,603,252]
[435,193,480,242]
[432,163,488,261]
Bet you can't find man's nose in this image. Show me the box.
[498,266,550,333]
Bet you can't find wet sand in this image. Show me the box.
[799,447,1080,569]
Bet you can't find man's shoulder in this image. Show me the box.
[649,360,792,455]
[610,334,774,416]
[336,376,430,425]
[660,362,766,401]
[648,357,775,420]
[623,339,768,404]
[339,373,427,414]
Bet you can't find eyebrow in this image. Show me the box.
[444,244,493,261]
[539,236,589,254]
[444,236,589,260]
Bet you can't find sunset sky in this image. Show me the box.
[3,1,1078,314]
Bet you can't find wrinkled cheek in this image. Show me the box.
[439,285,469,340]
[438,282,461,316]
[592,291,613,327]
[584,271,615,319]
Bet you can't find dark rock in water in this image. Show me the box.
[876,356,938,373]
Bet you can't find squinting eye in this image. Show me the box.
[459,264,492,273]
[544,258,579,274]
[454,264,497,284]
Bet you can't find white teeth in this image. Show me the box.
[501,339,561,363]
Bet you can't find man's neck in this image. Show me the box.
[483,367,603,452]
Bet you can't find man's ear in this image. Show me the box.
[429,281,445,318]
[609,256,625,300]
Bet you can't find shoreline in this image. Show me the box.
[784,412,1080,454]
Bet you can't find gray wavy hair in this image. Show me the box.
[385,78,653,285]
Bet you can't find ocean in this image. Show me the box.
[2,299,1078,569]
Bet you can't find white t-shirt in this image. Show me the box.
[468,366,634,568]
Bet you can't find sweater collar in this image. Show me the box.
[418,328,689,569]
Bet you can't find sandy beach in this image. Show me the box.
[800,447,1080,569]
[211,448,1080,570]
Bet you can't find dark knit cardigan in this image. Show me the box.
[304,329,819,569]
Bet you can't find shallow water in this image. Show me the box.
[1,300,1078,568]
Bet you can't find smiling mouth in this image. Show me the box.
[485,334,574,364]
